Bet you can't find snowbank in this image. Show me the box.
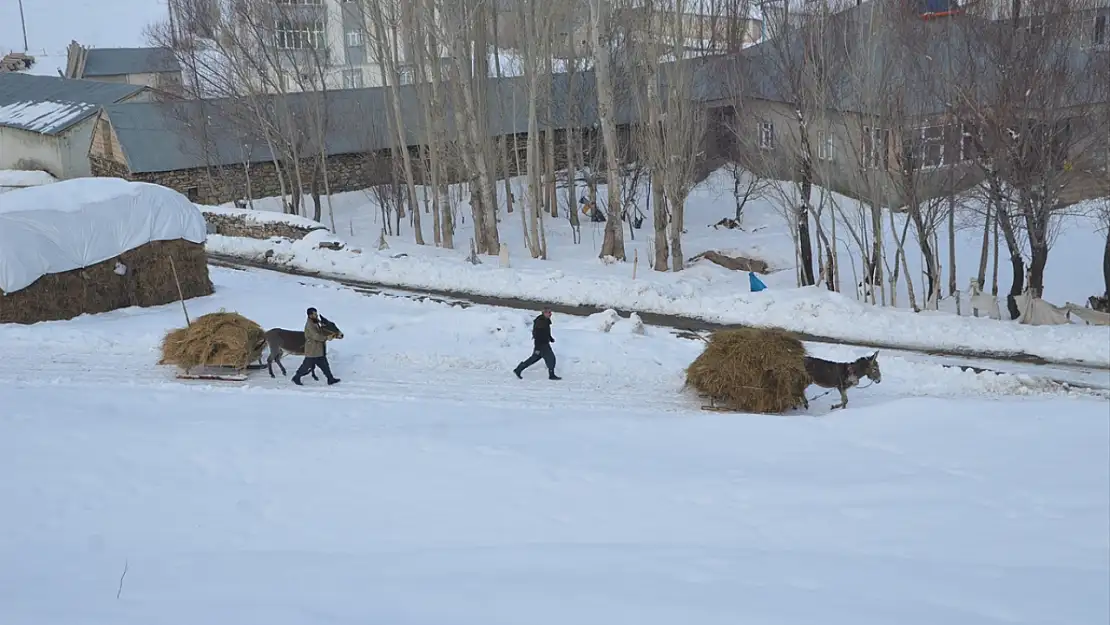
[206,233,1110,367]
[0,169,56,192]
[0,178,206,294]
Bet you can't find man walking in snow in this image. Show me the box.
[293,307,341,386]
[514,308,561,380]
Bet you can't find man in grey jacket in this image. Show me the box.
[292,307,341,386]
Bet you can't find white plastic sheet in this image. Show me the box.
[0,177,206,294]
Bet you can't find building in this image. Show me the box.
[0,73,151,178]
[217,0,450,92]
[701,0,1109,207]
[64,43,184,93]
[85,71,635,204]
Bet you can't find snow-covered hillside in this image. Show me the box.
[1,266,1107,624]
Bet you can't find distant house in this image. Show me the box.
[0,73,151,179]
[64,42,183,94]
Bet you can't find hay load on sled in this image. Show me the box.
[0,178,211,324]
[159,311,268,381]
[685,328,811,414]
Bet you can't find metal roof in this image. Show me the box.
[0,73,145,134]
[101,71,640,174]
[81,47,182,77]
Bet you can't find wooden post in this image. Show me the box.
[168,255,191,326]
[632,248,639,280]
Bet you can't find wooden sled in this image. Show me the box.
[699,395,733,412]
[176,365,249,382]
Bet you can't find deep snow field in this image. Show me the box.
[2,266,1108,624]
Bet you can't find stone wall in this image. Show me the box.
[92,152,393,206]
[202,210,325,241]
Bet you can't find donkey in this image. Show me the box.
[802,351,882,410]
[262,315,344,379]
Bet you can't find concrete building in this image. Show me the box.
[0,73,151,179]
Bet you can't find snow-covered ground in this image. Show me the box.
[1,266,1107,624]
[0,169,56,193]
[208,169,1110,366]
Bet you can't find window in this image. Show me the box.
[346,30,363,46]
[1018,15,1046,36]
[184,186,200,202]
[862,126,889,169]
[274,20,325,49]
[918,125,945,168]
[1094,14,1106,46]
[758,121,774,149]
[398,66,415,85]
[959,122,981,162]
[342,68,363,89]
[817,130,834,161]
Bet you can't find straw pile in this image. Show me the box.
[160,311,267,370]
[0,239,212,325]
[685,328,810,414]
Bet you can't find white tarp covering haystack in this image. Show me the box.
[1015,291,1072,326]
[1065,303,1110,326]
[0,177,207,294]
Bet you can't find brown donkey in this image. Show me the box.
[802,351,882,410]
[262,315,344,379]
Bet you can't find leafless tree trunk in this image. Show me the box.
[587,0,626,261]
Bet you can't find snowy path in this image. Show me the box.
[207,252,1110,370]
[1,267,1108,624]
[210,257,1110,391]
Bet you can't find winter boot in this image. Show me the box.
[327,377,341,385]
[292,376,304,386]
[548,370,561,380]
[513,365,523,379]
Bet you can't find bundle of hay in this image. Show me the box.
[1,240,212,325]
[685,328,809,414]
[159,311,266,370]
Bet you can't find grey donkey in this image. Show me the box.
[802,351,882,410]
[261,315,344,378]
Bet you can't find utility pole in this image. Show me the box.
[18,0,29,51]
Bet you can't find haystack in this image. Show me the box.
[0,178,211,325]
[685,328,809,414]
[0,240,213,324]
[160,311,266,370]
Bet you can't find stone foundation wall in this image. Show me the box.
[202,210,325,241]
[92,152,393,206]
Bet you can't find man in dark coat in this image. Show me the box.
[513,308,561,380]
[293,307,341,386]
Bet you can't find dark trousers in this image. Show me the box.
[518,344,556,372]
[294,356,336,382]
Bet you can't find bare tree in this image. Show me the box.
[441,0,502,254]
[586,0,628,260]
[953,0,1108,316]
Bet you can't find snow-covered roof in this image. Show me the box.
[0,99,97,134]
[0,72,145,134]
[0,178,207,294]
